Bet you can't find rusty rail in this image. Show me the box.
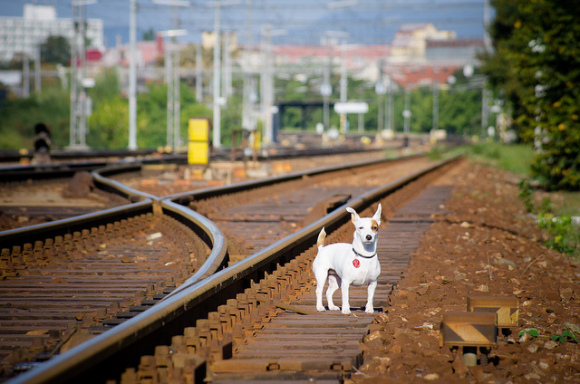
[7,156,459,384]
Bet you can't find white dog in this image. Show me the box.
[312,204,382,314]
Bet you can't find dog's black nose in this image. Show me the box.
[366,235,372,241]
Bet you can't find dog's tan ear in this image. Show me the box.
[346,207,359,223]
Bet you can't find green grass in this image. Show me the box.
[554,192,580,217]
[464,142,535,176]
[429,142,535,176]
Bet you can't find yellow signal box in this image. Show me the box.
[188,118,210,165]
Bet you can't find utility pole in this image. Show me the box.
[69,0,95,150]
[483,0,492,53]
[35,45,41,94]
[242,0,257,133]
[165,32,174,148]
[208,0,243,147]
[23,54,30,98]
[375,60,386,132]
[403,84,411,136]
[481,79,489,138]
[173,29,180,150]
[213,4,222,147]
[155,0,190,151]
[322,56,331,132]
[159,29,187,150]
[339,41,347,133]
[195,45,202,102]
[128,0,137,150]
[222,30,232,100]
[386,77,394,132]
[432,79,439,133]
[260,24,272,143]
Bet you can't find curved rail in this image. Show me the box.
[91,164,160,202]
[165,154,422,203]
[8,156,459,384]
[0,200,154,251]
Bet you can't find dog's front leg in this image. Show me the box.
[341,282,351,315]
[326,273,341,311]
[365,280,377,314]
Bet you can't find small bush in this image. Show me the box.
[537,214,580,257]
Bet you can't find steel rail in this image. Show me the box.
[0,200,154,251]
[91,164,160,202]
[164,154,422,204]
[0,164,158,249]
[8,155,458,384]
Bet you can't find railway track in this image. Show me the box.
[1,154,459,383]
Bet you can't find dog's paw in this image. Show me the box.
[365,307,374,314]
[316,306,326,312]
[328,305,340,311]
[341,308,351,315]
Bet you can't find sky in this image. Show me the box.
[0,0,491,47]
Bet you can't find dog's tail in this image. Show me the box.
[317,227,326,248]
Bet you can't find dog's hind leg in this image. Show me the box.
[326,272,341,311]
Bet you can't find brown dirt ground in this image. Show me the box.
[354,160,580,383]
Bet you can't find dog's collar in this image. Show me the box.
[352,248,376,259]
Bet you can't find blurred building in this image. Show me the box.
[389,23,455,64]
[385,23,484,89]
[0,4,104,62]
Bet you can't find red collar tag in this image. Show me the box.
[353,259,360,268]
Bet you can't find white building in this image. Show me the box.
[388,23,456,64]
[0,4,104,62]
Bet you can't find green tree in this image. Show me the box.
[142,28,156,41]
[40,35,71,65]
[0,86,70,150]
[88,95,129,148]
[481,0,580,190]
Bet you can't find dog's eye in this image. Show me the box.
[359,226,364,230]
[372,226,378,231]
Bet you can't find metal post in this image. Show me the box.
[223,30,232,99]
[483,0,492,53]
[69,1,92,149]
[195,46,202,102]
[166,36,174,148]
[339,41,347,133]
[432,79,439,132]
[155,0,190,150]
[260,24,272,143]
[322,57,331,132]
[174,38,180,151]
[213,5,222,147]
[403,85,410,135]
[128,0,137,149]
[69,4,79,148]
[23,54,30,98]
[35,45,41,94]
[481,79,488,138]
[79,3,87,148]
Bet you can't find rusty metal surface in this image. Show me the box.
[5,156,460,384]
[207,184,454,382]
